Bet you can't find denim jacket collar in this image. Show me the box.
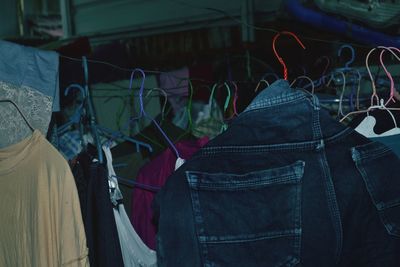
[244,79,307,113]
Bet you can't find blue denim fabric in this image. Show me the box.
[0,40,59,111]
[154,80,400,267]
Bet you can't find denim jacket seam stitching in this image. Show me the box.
[355,149,391,162]
[198,229,301,244]
[243,94,306,113]
[190,177,301,190]
[197,142,319,156]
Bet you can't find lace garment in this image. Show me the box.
[0,81,52,148]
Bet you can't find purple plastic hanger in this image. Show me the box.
[128,68,181,158]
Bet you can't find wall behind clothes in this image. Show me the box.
[0,0,18,37]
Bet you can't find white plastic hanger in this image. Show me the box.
[354,99,400,137]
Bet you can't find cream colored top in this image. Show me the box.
[0,130,89,266]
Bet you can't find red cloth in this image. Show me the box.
[130,137,209,249]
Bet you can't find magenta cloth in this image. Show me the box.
[130,137,209,249]
[159,67,189,113]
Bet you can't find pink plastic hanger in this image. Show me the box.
[378,46,400,106]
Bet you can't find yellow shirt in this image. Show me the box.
[0,130,89,266]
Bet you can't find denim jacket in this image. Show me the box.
[154,80,400,267]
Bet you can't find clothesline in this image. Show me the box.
[59,54,389,89]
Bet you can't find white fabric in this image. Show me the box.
[103,146,157,267]
[175,157,185,171]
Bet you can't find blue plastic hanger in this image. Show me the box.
[80,57,153,163]
[57,84,85,136]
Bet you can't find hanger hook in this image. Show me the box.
[338,44,355,69]
[377,46,400,106]
[272,31,306,80]
[366,46,400,106]
[314,56,330,83]
[64,84,86,111]
[128,68,146,116]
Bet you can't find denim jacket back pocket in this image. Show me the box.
[352,142,400,237]
[186,160,305,267]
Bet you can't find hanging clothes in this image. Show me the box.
[153,80,400,266]
[91,76,161,137]
[0,41,59,148]
[103,146,157,267]
[0,40,60,111]
[159,67,189,114]
[72,151,124,267]
[0,82,53,148]
[130,136,209,249]
[0,130,89,267]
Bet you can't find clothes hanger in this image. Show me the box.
[365,47,394,107]
[254,72,279,93]
[174,79,194,143]
[127,68,181,159]
[254,79,270,93]
[337,44,355,71]
[378,46,400,106]
[198,82,231,134]
[272,31,306,81]
[326,71,346,118]
[349,69,362,111]
[228,81,239,118]
[290,75,315,94]
[145,88,168,121]
[261,72,279,82]
[353,99,400,137]
[353,46,400,138]
[312,56,331,89]
[0,99,35,132]
[213,82,231,116]
[340,47,400,124]
[78,57,153,162]
[57,84,85,136]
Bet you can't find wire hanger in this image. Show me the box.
[313,56,331,88]
[378,46,400,106]
[254,72,279,93]
[290,75,315,94]
[327,71,346,118]
[128,68,181,159]
[346,69,362,111]
[339,46,400,124]
[272,31,306,81]
[0,99,35,132]
[254,79,270,93]
[79,57,153,162]
[145,88,168,121]
[365,46,400,107]
[209,82,231,117]
[228,81,239,118]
